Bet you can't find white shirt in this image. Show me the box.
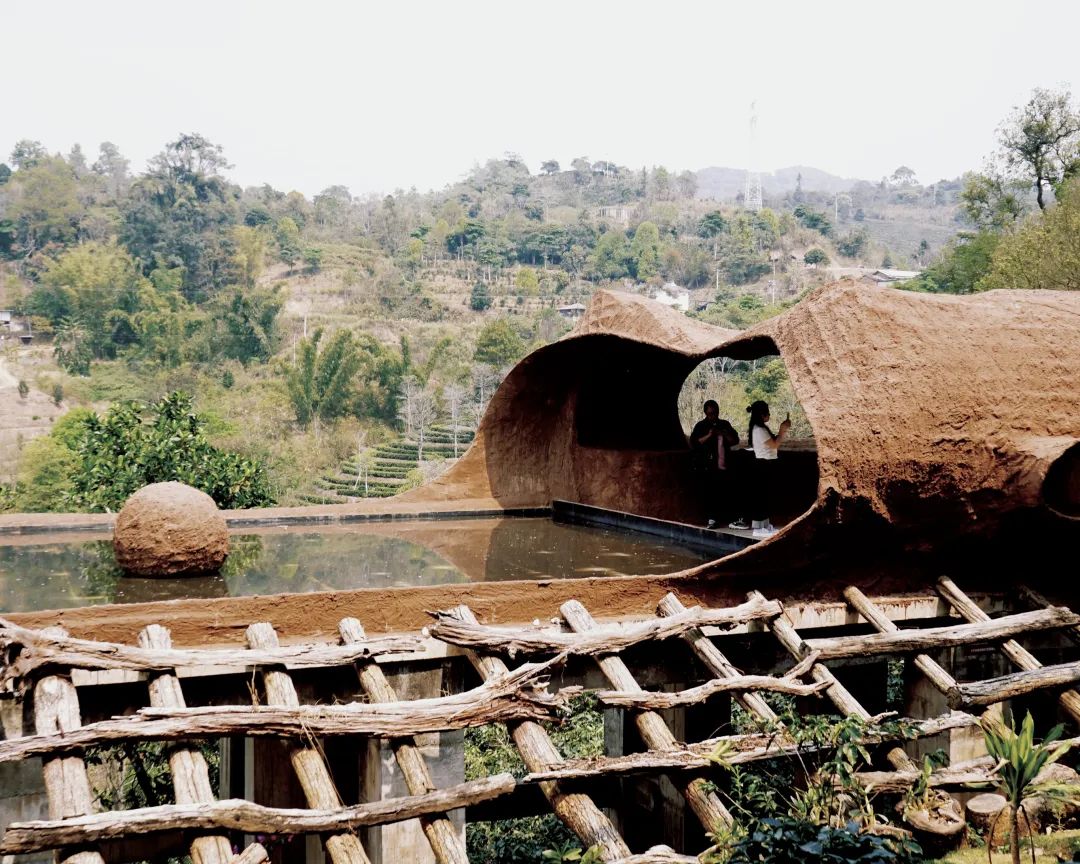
[751,425,778,460]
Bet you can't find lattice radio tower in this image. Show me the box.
[744,102,763,212]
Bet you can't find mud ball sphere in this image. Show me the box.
[113,482,229,577]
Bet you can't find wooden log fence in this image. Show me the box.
[139,624,233,864]
[340,617,471,864]
[4,578,1080,861]
[523,712,981,783]
[937,576,1080,721]
[428,595,782,658]
[0,776,516,855]
[0,658,566,763]
[560,598,735,834]
[447,604,631,861]
[246,622,371,864]
[802,606,1080,661]
[0,617,419,682]
[32,626,106,864]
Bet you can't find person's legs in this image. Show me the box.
[750,456,767,528]
[753,460,778,536]
[700,468,719,527]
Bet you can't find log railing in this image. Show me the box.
[4,579,1079,861]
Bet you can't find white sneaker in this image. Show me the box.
[728,519,750,530]
[752,526,778,538]
[706,519,717,529]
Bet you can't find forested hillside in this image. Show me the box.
[1,85,1076,513]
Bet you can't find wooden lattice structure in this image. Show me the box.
[3,577,1080,863]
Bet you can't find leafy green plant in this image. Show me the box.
[981,711,1075,864]
[541,842,602,863]
[466,696,602,864]
[902,749,947,814]
[67,391,274,511]
[716,816,922,864]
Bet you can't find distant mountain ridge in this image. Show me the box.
[695,164,862,200]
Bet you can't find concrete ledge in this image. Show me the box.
[553,499,755,557]
[0,499,551,537]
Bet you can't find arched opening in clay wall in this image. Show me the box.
[677,339,819,530]
[574,337,696,451]
[1044,442,1080,518]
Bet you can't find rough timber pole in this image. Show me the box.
[138,624,232,864]
[450,606,630,861]
[246,622,371,864]
[937,577,1080,725]
[339,617,469,864]
[559,600,733,836]
[748,590,922,771]
[656,593,779,724]
[32,627,105,864]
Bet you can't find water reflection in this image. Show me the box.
[0,518,711,614]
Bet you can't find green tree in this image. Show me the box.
[961,171,1029,230]
[53,319,94,375]
[5,155,82,253]
[999,87,1080,210]
[91,141,130,198]
[473,319,524,368]
[30,241,153,358]
[803,248,828,265]
[68,393,273,511]
[121,134,240,300]
[286,328,363,427]
[695,210,730,257]
[540,160,560,175]
[911,232,999,294]
[587,231,631,281]
[12,435,80,512]
[232,225,266,288]
[793,204,832,236]
[979,178,1080,291]
[514,267,540,296]
[206,285,282,363]
[630,221,662,279]
[836,230,868,258]
[469,282,492,311]
[274,216,302,264]
[10,139,46,169]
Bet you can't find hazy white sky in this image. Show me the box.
[3,0,1077,197]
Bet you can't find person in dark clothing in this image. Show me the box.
[690,400,739,528]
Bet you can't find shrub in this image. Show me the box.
[721,816,922,864]
[67,391,274,511]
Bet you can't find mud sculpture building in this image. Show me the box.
[1,282,1078,864]
[408,280,1080,562]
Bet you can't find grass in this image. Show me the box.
[926,829,1080,863]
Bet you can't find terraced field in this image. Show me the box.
[297,425,474,504]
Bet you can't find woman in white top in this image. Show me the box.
[747,400,791,536]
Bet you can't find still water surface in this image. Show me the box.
[0,517,712,613]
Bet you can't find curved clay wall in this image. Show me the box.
[404,282,1080,562]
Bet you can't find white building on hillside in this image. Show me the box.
[862,269,922,286]
[653,282,690,312]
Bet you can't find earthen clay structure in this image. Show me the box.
[403,281,1080,565]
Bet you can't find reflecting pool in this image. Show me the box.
[0,517,712,613]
